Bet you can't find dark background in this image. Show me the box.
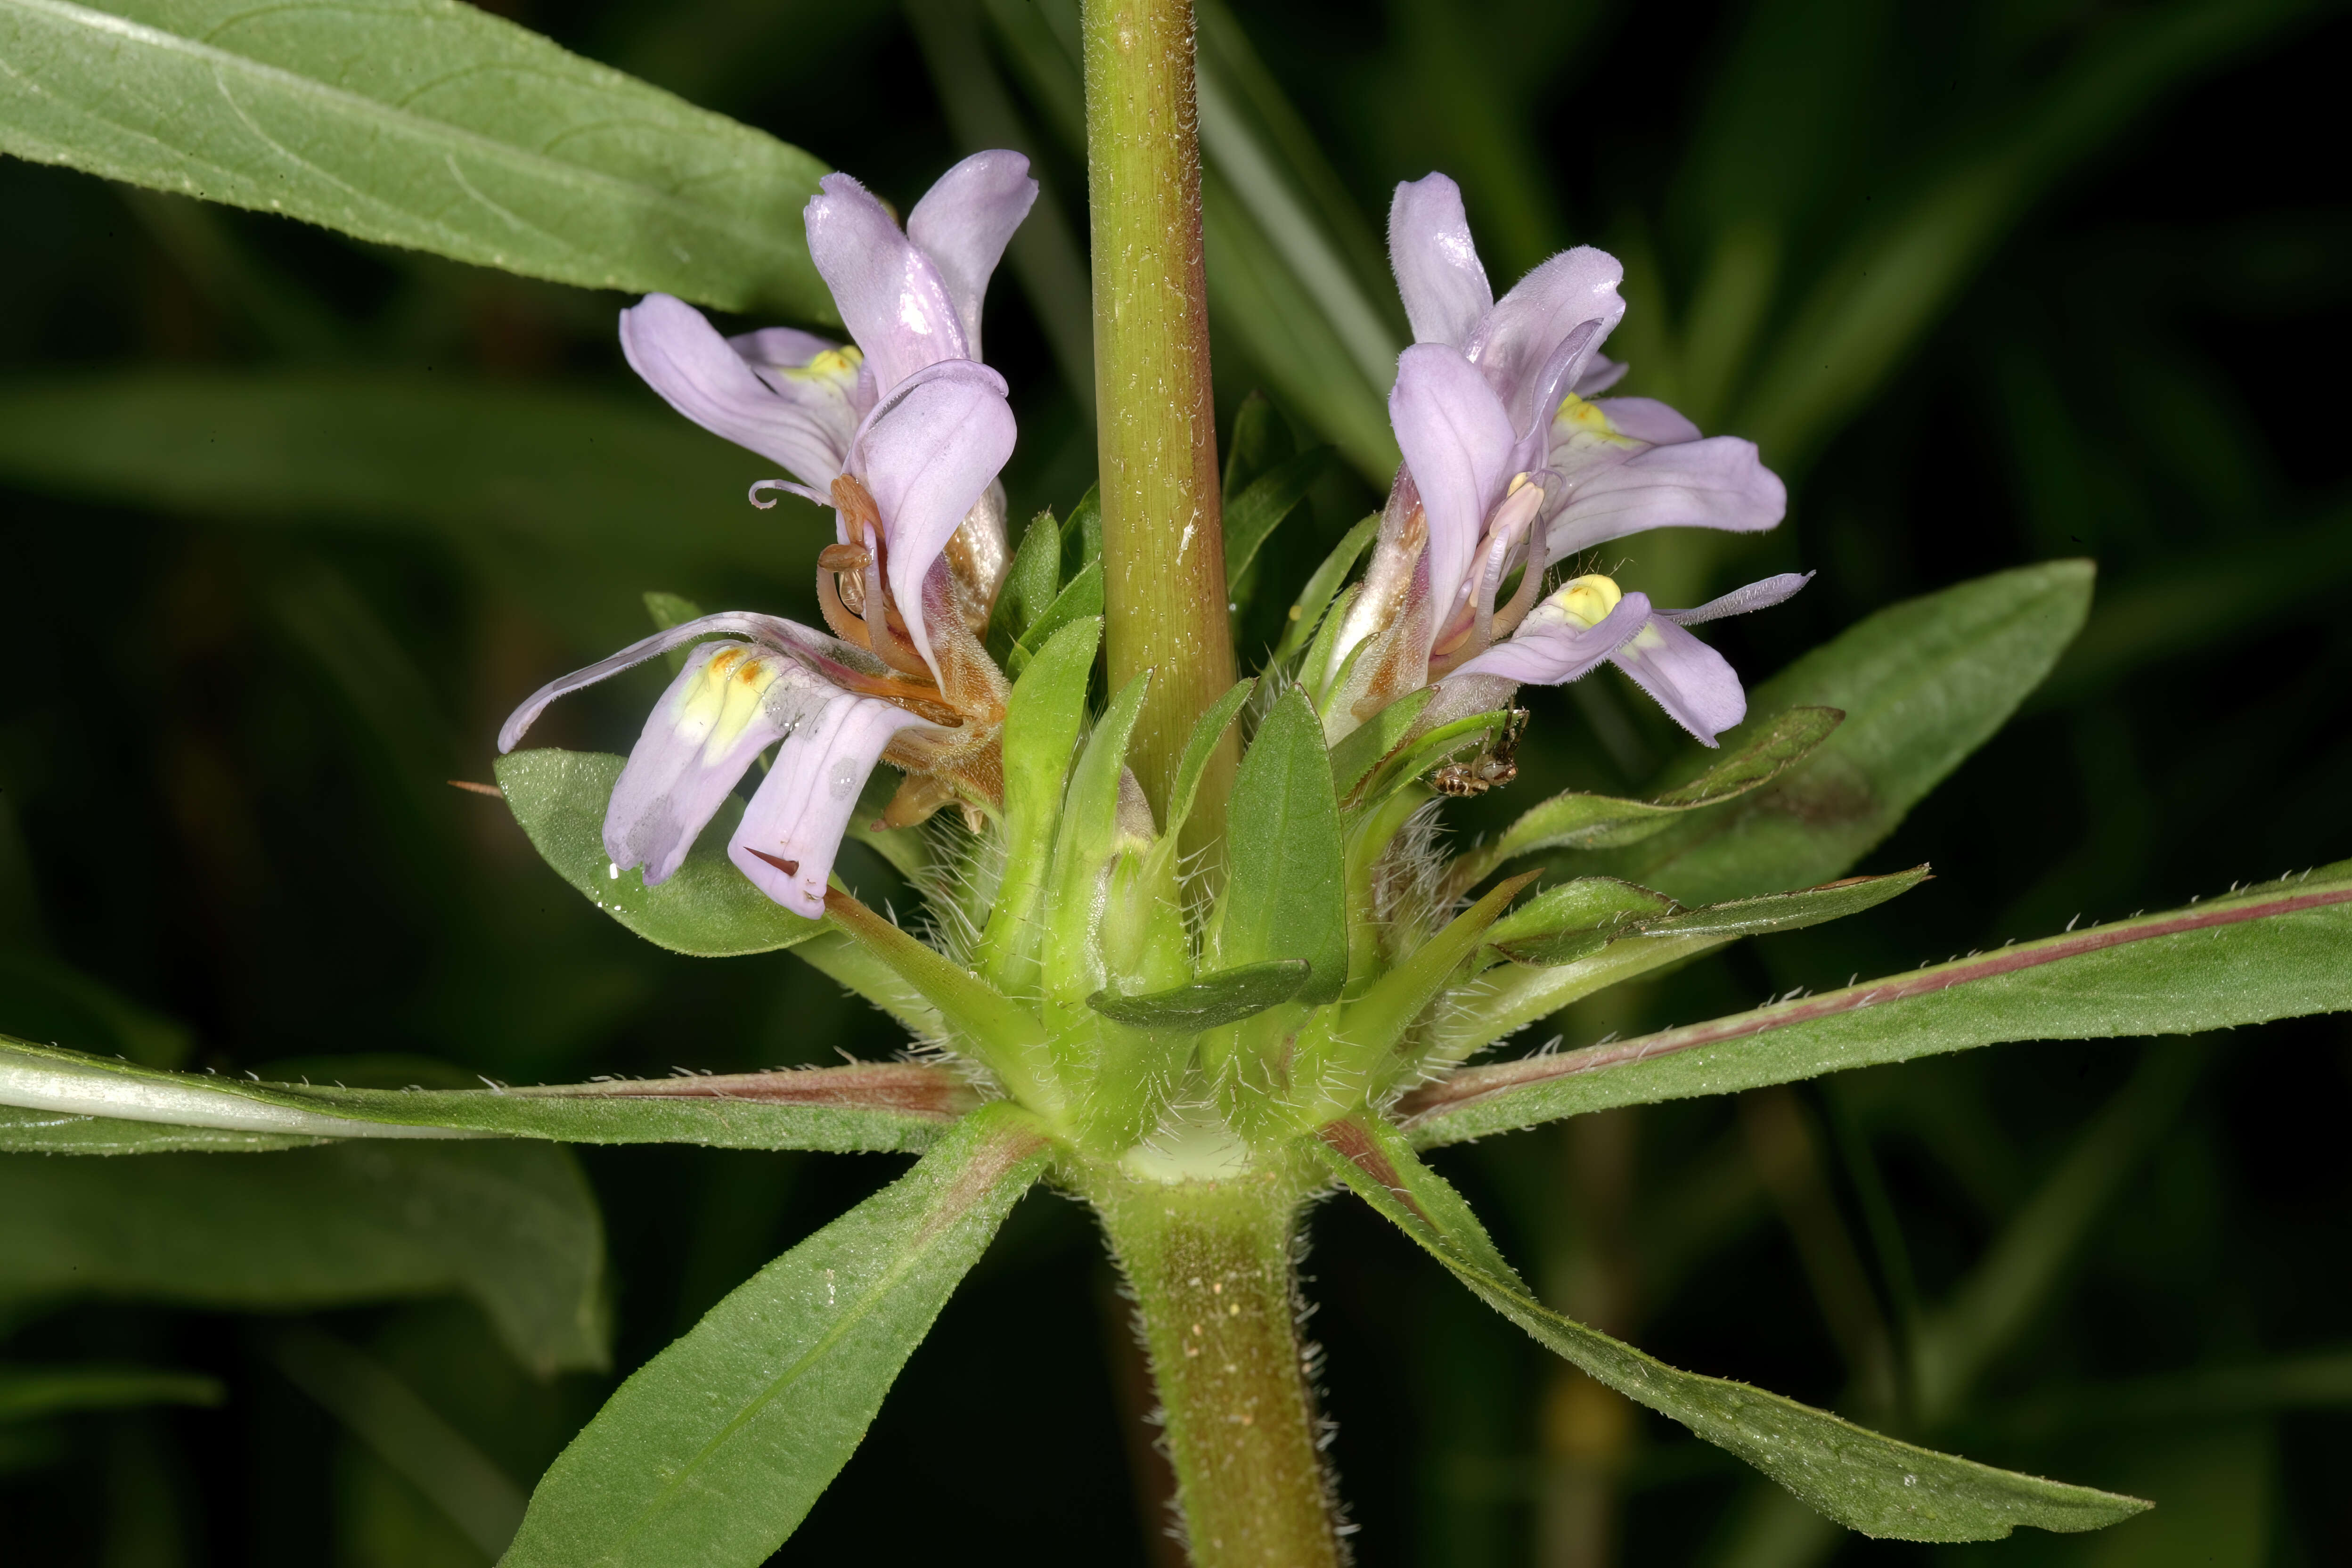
[0,0,2346,1563]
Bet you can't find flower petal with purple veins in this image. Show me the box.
[729,694,933,918]
[1391,343,1518,632]
[849,362,1018,677]
[1609,616,1748,745]
[1388,173,1493,350]
[806,173,968,395]
[906,150,1038,363]
[1465,246,1624,433]
[619,294,858,489]
[1546,435,1788,560]
[603,642,825,886]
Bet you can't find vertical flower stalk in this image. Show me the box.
[1083,0,1238,840]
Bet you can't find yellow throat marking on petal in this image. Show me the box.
[782,346,863,386]
[671,645,787,763]
[1551,393,1639,449]
[1549,573,1624,630]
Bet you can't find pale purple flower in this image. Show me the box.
[1323,172,1798,749]
[500,161,1035,918]
[615,150,1037,603]
[1386,173,1785,565]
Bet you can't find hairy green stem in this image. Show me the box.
[1082,0,1238,846]
[1087,1169,1343,1568]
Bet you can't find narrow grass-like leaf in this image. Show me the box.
[1224,446,1332,594]
[1211,684,1349,1004]
[1007,556,1104,678]
[501,1104,1049,1568]
[0,1036,978,1153]
[1446,707,1843,892]
[0,1137,609,1373]
[1041,670,1154,1004]
[1274,512,1378,666]
[1326,688,1435,800]
[1305,872,1536,1104]
[823,891,1060,1115]
[0,1364,223,1420]
[987,508,1065,658]
[1600,563,2092,906]
[1482,878,1682,967]
[1731,0,2317,469]
[1313,1116,2147,1541]
[1351,708,1511,806]
[273,1325,527,1559]
[1160,679,1254,850]
[1222,387,1287,500]
[0,0,832,315]
[0,374,806,577]
[0,1102,324,1154]
[1635,866,1931,942]
[1089,959,1310,1031]
[1402,864,2352,1146]
[982,616,1102,991]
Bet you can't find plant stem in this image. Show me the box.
[1088,1169,1342,1568]
[1082,0,1238,848]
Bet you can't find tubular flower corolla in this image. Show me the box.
[1319,172,1795,745]
[499,157,1034,917]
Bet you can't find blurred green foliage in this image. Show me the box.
[0,0,2345,1563]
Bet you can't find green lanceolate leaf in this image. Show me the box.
[823,894,1062,1117]
[1211,683,1348,1004]
[988,508,1064,657]
[496,742,949,1035]
[1634,866,1930,941]
[1007,556,1104,678]
[1325,688,1435,800]
[1482,878,1682,967]
[1274,511,1378,667]
[1446,707,1844,893]
[1160,679,1254,850]
[0,1036,978,1153]
[641,591,704,632]
[1302,873,1537,1107]
[1599,562,2093,906]
[1089,959,1311,1031]
[1350,707,1512,806]
[1312,1116,2147,1542]
[982,616,1103,991]
[1401,863,2352,1146]
[501,1104,1049,1568]
[0,0,832,316]
[0,1102,323,1155]
[1224,446,1333,595]
[1042,669,1155,1004]
[1484,867,1928,970]
[1222,388,1288,499]
[0,1363,222,1420]
[0,1137,609,1373]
